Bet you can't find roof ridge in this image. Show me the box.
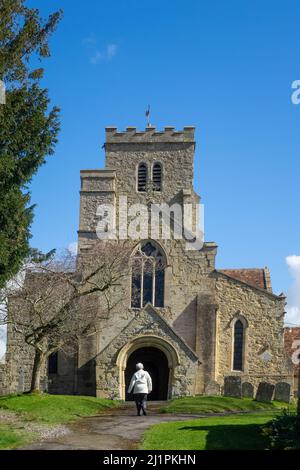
[219,268,265,271]
[215,270,285,300]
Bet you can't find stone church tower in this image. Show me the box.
[1,126,293,399]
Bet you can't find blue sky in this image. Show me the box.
[25,0,300,323]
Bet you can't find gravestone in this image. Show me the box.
[224,376,242,398]
[255,382,275,402]
[242,382,254,398]
[274,382,291,403]
[205,380,221,396]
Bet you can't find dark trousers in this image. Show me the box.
[134,393,148,415]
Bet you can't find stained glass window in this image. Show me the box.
[131,242,165,308]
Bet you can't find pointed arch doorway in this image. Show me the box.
[125,347,169,401]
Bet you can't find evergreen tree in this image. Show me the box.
[0,0,62,287]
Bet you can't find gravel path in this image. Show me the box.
[0,410,69,441]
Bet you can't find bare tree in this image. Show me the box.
[0,241,134,392]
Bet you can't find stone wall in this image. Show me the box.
[82,236,218,393]
[48,351,76,395]
[0,362,7,395]
[95,304,199,399]
[214,272,293,392]
[3,305,48,395]
[78,127,199,251]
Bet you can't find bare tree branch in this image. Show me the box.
[2,240,134,392]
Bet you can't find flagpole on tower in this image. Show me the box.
[145,105,151,127]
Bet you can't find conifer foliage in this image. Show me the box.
[0,1,62,287]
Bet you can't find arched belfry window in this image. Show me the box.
[137,163,147,192]
[152,163,162,191]
[233,320,244,371]
[131,242,165,308]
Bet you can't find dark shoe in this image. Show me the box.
[142,409,147,416]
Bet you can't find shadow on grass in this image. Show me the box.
[179,423,270,450]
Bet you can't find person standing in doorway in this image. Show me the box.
[128,363,152,416]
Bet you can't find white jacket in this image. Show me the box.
[128,370,152,394]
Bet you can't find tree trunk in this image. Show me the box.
[30,350,46,393]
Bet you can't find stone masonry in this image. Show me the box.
[1,126,293,398]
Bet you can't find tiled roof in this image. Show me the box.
[218,268,271,291]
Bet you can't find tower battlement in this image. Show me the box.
[105,126,195,143]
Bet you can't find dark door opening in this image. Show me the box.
[125,347,169,401]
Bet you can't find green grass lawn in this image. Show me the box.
[0,423,35,450]
[160,395,292,414]
[0,393,120,424]
[142,412,279,450]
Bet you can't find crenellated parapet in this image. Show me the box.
[105,126,195,143]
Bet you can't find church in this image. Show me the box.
[2,126,293,399]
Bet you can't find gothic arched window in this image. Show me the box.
[152,163,162,191]
[137,163,147,192]
[233,320,244,371]
[131,242,165,308]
